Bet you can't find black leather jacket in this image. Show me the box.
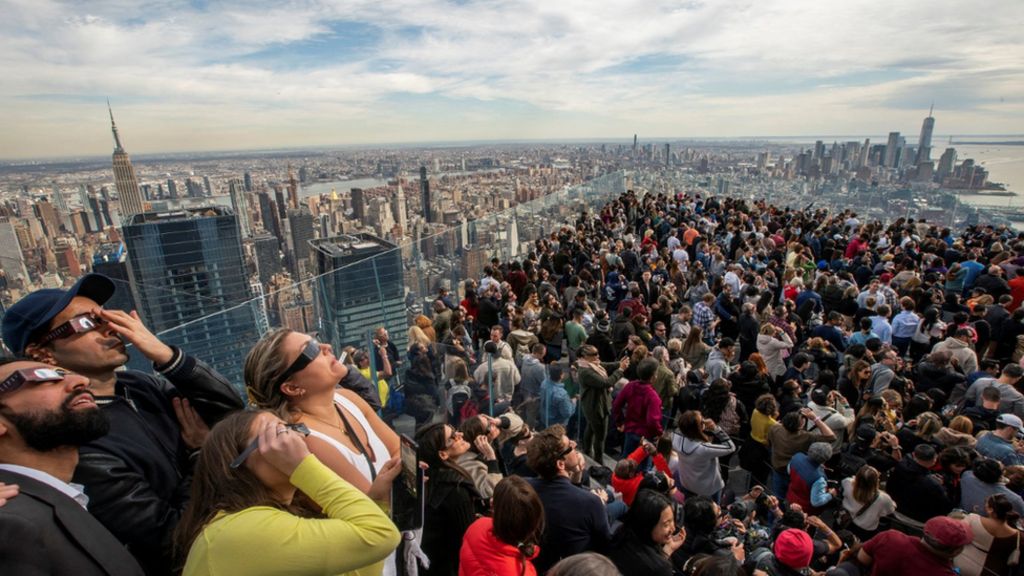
[72,347,244,576]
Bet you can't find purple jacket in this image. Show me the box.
[612,379,663,439]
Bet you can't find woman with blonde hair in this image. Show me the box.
[840,465,896,540]
[756,323,793,380]
[936,415,979,449]
[244,329,403,576]
[897,412,942,453]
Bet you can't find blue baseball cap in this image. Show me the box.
[2,273,116,355]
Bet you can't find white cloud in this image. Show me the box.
[0,0,1022,158]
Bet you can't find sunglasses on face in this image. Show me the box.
[0,367,69,395]
[559,440,577,459]
[444,429,462,448]
[37,314,106,346]
[273,339,321,388]
[230,422,311,469]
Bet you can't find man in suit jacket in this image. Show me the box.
[0,357,143,576]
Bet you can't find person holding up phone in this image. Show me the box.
[245,328,402,576]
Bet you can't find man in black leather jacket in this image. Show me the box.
[1,273,244,575]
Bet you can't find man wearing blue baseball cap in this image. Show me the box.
[1,273,244,576]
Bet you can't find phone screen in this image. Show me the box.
[392,434,424,531]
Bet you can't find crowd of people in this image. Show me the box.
[2,188,1024,576]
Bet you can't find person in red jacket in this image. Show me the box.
[460,475,544,576]
[612,358,664,457]
[612,440,674,506]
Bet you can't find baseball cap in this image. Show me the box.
[855,424,878,443]
[1,273,115,355]
[996,413,1024,432]
[880,272,893,283]
[923,516,972,549]
[774,528,813,569]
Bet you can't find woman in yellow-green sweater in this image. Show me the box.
[174,410,401,576]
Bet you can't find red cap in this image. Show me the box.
[924,517,972,548]
[880,272,893,283]
[774,528,813,569]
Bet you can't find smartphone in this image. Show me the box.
[391,434,425,531]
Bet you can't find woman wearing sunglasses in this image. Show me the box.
[246,329,402,576]
[174,409,399,575]
[416,422,487,576]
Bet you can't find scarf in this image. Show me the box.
[578,359,608,379]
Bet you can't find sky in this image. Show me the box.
[1,0,1023,159]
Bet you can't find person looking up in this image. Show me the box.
[0,358,144,576]
[1,273,243,575]
[174,410,399,576]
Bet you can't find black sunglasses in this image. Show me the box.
[230,422,311,469]
[273,339,321,389]
[558,440,576,459]
[0,367,68,395]
[37,314,106,346]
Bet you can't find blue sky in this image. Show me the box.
[0,0,1022,158]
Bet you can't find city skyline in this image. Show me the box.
[2,0,1023,159]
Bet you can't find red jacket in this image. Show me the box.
[611,445,673,505]
[459,517,539,576]
[611,380,663,439]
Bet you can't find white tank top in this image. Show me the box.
[307,393,390,481]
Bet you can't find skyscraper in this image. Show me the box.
[312,233,407,352]
[244,171,253,192]
[92,242,137,315]
[419,166,432,223]
[916,105,935,164]
[108,103,144,218]
[350,188,366,223]
[252,233,283,285]
[884,132,901,168]
[0,217,29,285]
[229,179,252,237]
[287,207,315,276]
[51,182,69,216]
[393,174,408,234]
[122,207,259,393]
[287,165,299,210]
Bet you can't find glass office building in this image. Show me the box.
[122,207,259,394]
[312,233,407,353]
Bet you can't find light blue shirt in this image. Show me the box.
[869,316,892,344]
[891,311,920,339]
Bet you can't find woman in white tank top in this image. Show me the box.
[246,329,402,576]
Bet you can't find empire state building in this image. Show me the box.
[109,103,144,217]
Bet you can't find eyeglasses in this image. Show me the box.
[37,314,106,346]
[273,339,321,388]
[559,439,577,459]
[0,367,69,395]
[444,429,462,448]
[230,422,311,469]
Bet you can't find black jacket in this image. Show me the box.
[421,468,484,576]
[71,348,243,576]
[886,455,953,522]
[0,469,145,576]
[608,530,673,576]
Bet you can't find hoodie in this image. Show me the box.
[611,379,663,438]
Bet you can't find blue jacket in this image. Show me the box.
[976,433,1024,466]
[540,378,575,428]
